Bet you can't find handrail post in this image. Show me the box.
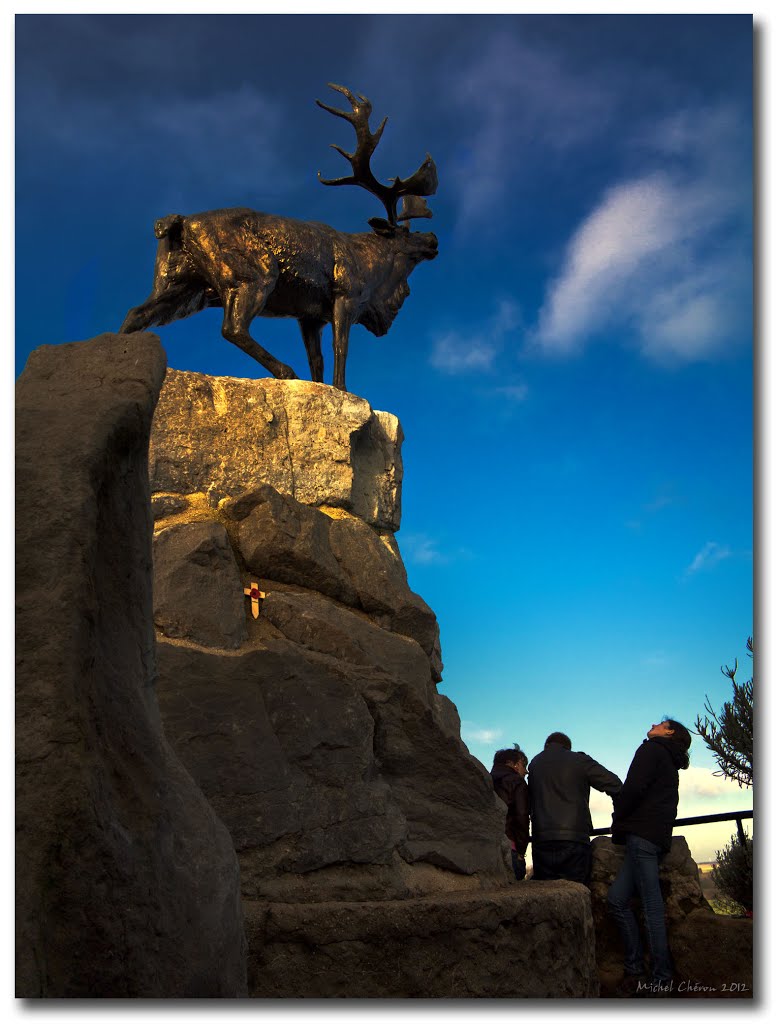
[736,816,747,846]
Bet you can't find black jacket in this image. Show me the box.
[490,765,530,855]
[611,737,685,852]
[528,743,622,844]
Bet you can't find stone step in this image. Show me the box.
[243,883,598,998]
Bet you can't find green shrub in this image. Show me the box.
[712,831,753,914]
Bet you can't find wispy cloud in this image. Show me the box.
[641,652,671,669]
[461,722,504,746]
[493,383,530,403]
[450,33,612,232]
[430,299,521,375]
[684,541,733,576]
[627,488,680,531]
[680,766,738,801]
[532,104,750,363]
[19,78,294,201]
[401,533,471,566]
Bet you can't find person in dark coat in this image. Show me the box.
[528,732,622,885]
[607,718,692,993]
[491,747,530,880]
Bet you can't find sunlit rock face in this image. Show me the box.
[150,372,506,903]
[15,334,247,998]
[149,371,403,531]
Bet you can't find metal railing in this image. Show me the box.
[591,810,753,845]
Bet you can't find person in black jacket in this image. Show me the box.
[528,732,622,885]
[607,718,692,992]
[491,747,530,880]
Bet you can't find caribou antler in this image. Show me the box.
[316,83,437,229]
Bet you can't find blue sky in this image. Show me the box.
[14,10,755,863]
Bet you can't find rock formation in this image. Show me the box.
[149,370,501,901]
[150,370,403,530]
[590,836,753,997]
[15,335,247,997]
[147,367,601,996]
[16,338,601,998]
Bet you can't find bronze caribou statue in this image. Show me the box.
[119,84,438,392]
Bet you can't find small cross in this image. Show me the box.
[243,580,266,618]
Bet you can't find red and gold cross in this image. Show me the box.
[243,580,266,618]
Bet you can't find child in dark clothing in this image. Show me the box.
[491,747,530,880]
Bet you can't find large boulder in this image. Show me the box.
[153,520,247,649]
[15,333,247,997]
[225,484,440,673]
[155,614,507,902]
[149,371,403,530]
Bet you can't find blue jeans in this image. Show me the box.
[607,834,673,982]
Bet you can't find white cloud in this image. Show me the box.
[684,541,733,576]
[430,333,498,374]
[402,534,449,566]
[21,79,293,200]
[589,788,618,823]
[461,722,504,746]
[430,299,521,375]
[401,533,472,567]
[641,652,671,668]
[532,105,750,363]
[450,34,612,232]
[493,383,530,403]
[680,766,739,802]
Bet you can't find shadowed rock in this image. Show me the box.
[153,521,247,649]
[15,333,247,997]
[226,483,441,677]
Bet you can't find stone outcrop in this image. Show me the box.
[148,366,601,990]
[16,339,601,998]
[590,836,753,997]
[15,334,247,997]
[149,371,403,530]
[149,371,505,906]
[153,521,247,649]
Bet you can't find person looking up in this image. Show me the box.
[607,718,692,994]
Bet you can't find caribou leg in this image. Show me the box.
[221,283,297,380]
[298,319,325,382]
[331,296,354,392]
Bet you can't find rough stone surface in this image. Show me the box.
[153,521,247,649]
[149,371,403,530]
[229,484,440,671]
[231,484,359,608]
[243,884,600,997]
[590,836,752,997]
[151,493,189,519]
[15,333,247,997]
[147,370,510,913]
[156,633,508,903]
